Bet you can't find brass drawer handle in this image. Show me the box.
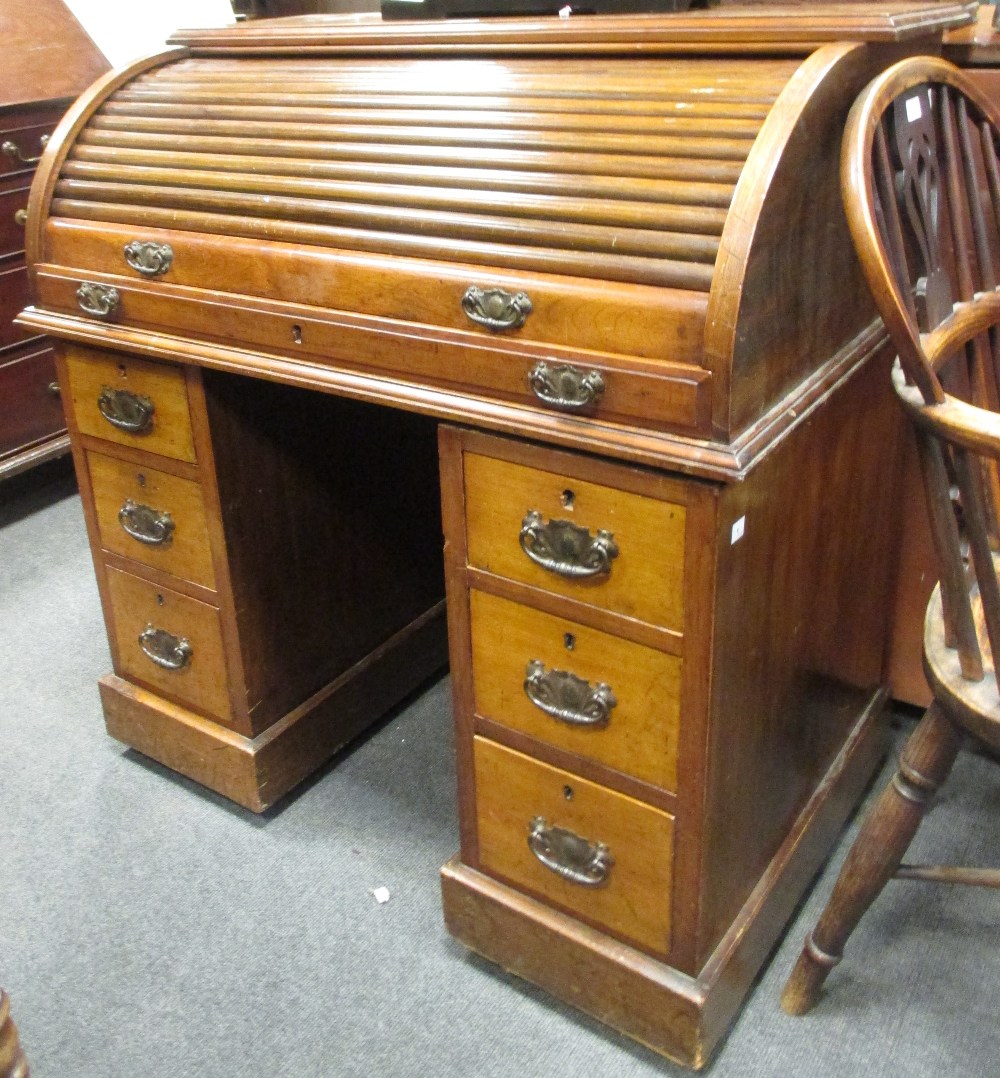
[528,817,613,888]
[76,282,120,319]
[118,499,175,546]
[528,362,605,411]
[2,134,49,166]
[97,386,155,434]
[519,511,619,579]
[461,285,532,331]
[124,240,173,277]
[523,660,617,727]
[14,208,27,227]
[138,624,192,670]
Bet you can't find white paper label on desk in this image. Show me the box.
[731,516,746,545]
[906,96,922,123]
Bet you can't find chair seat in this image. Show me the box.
[924,578,1000,755]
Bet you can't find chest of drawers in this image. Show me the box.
[0,0,107,479]
[16,5,973,1067]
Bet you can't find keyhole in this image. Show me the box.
[156,594,165,606]
[291,324,302,344]
[117,363,127,377]
[563,785,574,801]
[137,473,146,488]
[561,489,575,510]
[563,632,576,651]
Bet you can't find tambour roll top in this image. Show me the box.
[21,5,975,474]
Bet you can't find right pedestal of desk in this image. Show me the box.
[438,349,899,1069]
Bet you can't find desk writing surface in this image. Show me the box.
[17,5,969,1067]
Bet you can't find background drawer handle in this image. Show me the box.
[528,817,613,887]
[76,282,120,319]
[2,134,49,166]
[118,499,175,545]
[139,624,192,670]
[528,362,604,411]
[461,285,532,331]
[524,660,617,727]
[519,511,618,579]
[97,387,154,433]
[124,240,173,277]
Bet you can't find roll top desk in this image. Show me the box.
[18,4,973,1066]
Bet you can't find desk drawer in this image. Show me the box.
[0,262,34,351]
[86,449,215,589]
[470,589,681,791]
[0,346,64,459]
[104,566,231,724]
[474,736,674,958]
[62,346,197,462]
[464,451,686,630]
[0,182,31,257]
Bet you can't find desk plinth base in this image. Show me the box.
[99,602,449,812]
[441,694,887,1070]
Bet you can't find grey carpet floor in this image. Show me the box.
[1,461,997,1077]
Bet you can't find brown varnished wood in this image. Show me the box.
[85,448,217,589]
[0,989,29,1078]
[42,219,711,365]
[465,567,683,655]
[469,588,683,791]
[103,565,233,725]
[61,346,197,462]
[200,371,445,733]
[464,451,687,630]
[706,42,909,439]
[438,424,480,867]
[0,0,107,111]
[474,716,679,816]
[172,5,975,54]
[99,595,447,812]
[473,736,675,959]
[697,347,902,967]
[0,347,63,463]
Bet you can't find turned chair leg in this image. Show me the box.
[781,702,962,1015]
[0,990,29,1078]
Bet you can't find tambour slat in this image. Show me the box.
[54,54,795,292]
[50,198,717,291]
[59,162,729,235]
[98,101,765,140]
[86,114,757,161]
[70,146,737,208]
[53,179,721,262]
[114,88,775,121]
[75,131,747,184]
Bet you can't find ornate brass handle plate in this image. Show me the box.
[118,499,175,546]
[528,362,605,411]
[138,624,192,670]
[76,282,120,319]
[97,387,155,434]
[523,660,617,727]
[461,285,533,331]
[124,240,173,277]
[2,134,49,166]
[519,511,619,579]
[528,817,613,887]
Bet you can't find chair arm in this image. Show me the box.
[894,364,1000,458]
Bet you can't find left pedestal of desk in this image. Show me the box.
[58,342,448,811]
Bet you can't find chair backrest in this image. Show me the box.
[841,56,1000,718]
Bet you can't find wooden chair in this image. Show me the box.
[0,990,29,1078]
[781,55,1000,1016]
